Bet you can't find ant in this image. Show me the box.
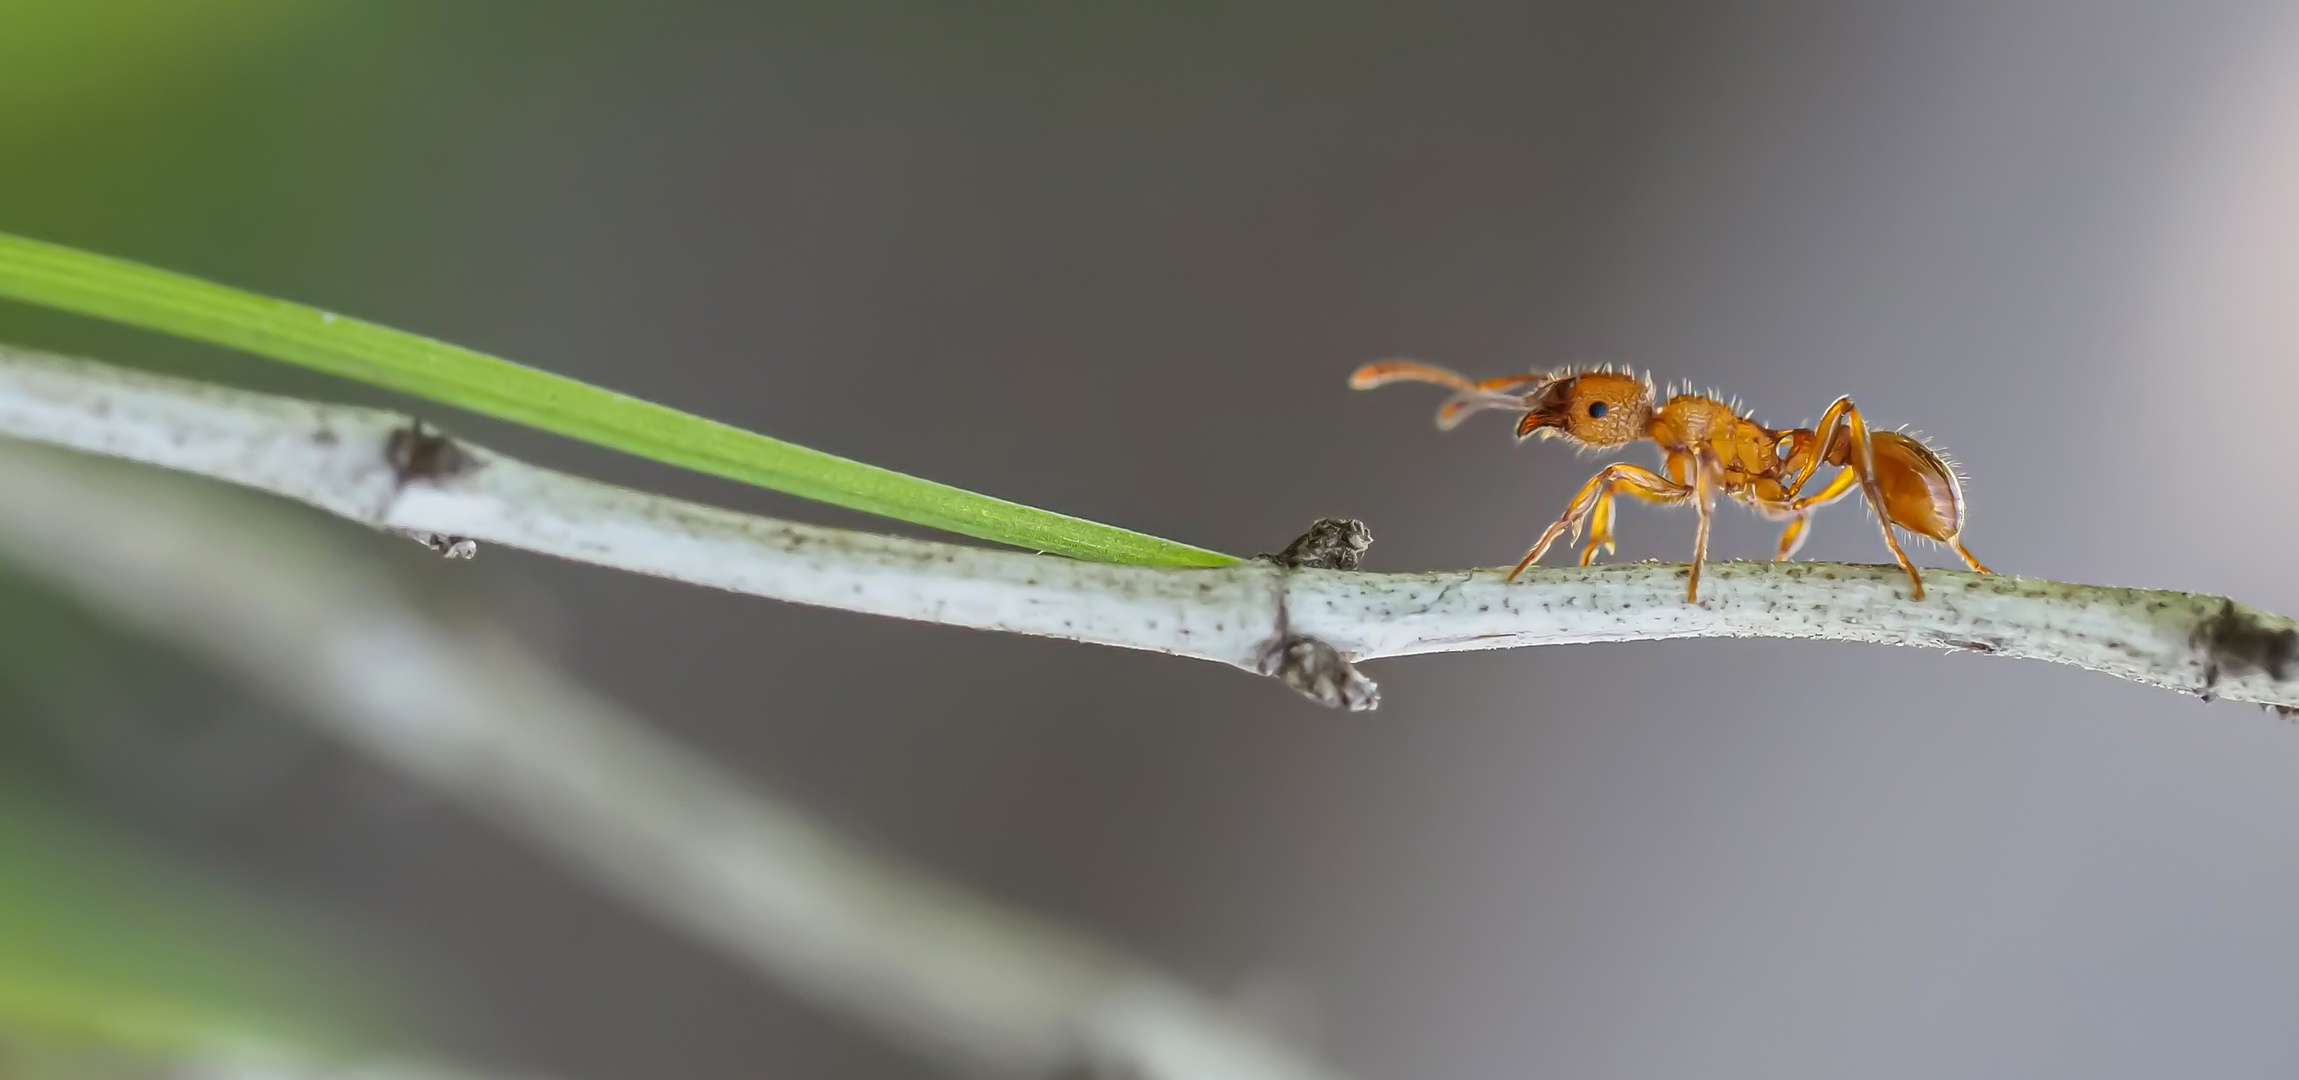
[1349,361,1991,602]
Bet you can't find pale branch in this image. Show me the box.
[0,441,1345,1080]
[0,344,2292,712]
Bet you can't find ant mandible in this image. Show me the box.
[1349,361,1992,602]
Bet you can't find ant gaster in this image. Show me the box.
[1349,361,1992,602]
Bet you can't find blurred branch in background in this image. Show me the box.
[0,441,1347,1080]
[1,344,2291,713]
[0,1032,536,1080]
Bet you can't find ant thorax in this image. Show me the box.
[1649,395,1780,475]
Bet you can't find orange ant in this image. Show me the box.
[1348,361,1992,601]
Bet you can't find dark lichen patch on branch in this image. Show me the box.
[382,421,480,559]
[1258,518,1372,571]
[1253,519,1381,709]
[1257,633,1379,711]
[384,420,474,485]
[2194,599,2298,699]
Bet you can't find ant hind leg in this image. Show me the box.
[1952,538,1992,574]
[1809,397,1929,600]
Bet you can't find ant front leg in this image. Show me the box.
[1581,487,1617,567]
[1578,467,1697,566]
[1508,464,1690,581]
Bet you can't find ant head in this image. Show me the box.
[1515,370,1653,446]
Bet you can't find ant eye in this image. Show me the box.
[1587,402,1609,419]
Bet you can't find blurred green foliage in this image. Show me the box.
[0,3,389,1063]
[0,0,340,137]
[0,569,388,1063]
[0,5,486,1064]
[0,793,378,1059]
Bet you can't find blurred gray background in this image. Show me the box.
[4,1,2299,1077]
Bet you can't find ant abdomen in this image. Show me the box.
[1865,431,1965,542]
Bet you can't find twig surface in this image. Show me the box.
[1,345,2290,712]
[0,440,1345,1080]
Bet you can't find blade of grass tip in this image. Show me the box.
[0,231,1236,567]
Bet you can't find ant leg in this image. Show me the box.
[1771,467,1860,560]
[1575,467,1689,565]
[1508,464,1689,581]
[1581,489,1616,566]
[1809,397,1927,599]
[1952,539,1993,574]
[1685,453,1718,602]
[1775,514,1812,561]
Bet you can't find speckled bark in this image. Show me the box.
[4,345,2293,713]
[1286,563,2297,710]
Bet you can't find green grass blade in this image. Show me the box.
[0,231,1236,567]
